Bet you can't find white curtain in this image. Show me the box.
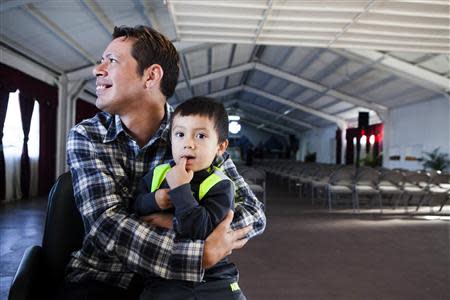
[3,90,40,202]
[3,90,23,202]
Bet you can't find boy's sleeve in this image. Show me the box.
[169,180,234,240]
[134,170,161,215]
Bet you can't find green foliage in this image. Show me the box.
[422,148,450,171]
[360,154,382,167]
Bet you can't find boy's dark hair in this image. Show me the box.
[171,97,229,143]
[112,25,179,98]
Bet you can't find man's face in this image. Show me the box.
[171,114,228,172]
[93,37,146,114]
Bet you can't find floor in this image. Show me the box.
[1,178,449,300]
[0,197,46,300]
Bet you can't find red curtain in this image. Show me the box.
[341,123,384,165]
[0,63,58,197]
[76,99,100,125]
[19,94,35,198]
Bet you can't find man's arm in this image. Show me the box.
[67,127,204,282]
[221,156,266,237]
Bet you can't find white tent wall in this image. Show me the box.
[298,126,337,164]
[384,96,450,171]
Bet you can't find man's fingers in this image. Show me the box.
[232,225,252,240]
[232,238,248,250]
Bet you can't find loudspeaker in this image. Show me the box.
[358,112,369,129]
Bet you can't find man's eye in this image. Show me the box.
[109,58,118,63]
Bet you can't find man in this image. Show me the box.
[59,25,266,299]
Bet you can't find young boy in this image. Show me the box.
[134,96,246,300]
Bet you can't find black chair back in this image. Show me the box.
[41,172,84,290]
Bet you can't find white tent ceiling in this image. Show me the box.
[1,0,449,133]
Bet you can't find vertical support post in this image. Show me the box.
[379,110,390,168]
[338,122,347,165]
[55,74,68,177]
[55,77,86,177]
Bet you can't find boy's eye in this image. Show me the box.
[196,133,206,139]
[174,132,184,138]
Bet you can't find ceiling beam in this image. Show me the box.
[240,119,287,138]
[24,4,97,64]
[67,64,95,81]
[79,90,96,105]
[207,85,243,99]
[176,61,387,113]
[137,0,160,32]
[254,0,273,43]
[170,1,267,9]
[1,34,63,74]
[342,49,450,93]
[176,63,254,90]
[0,0,46,13]
[239,110,299,135]
[254,63,387,112]
[0,45,57,86]
[228,99,315,130]
[179,52,194,97]
[327,0,376,48]
[243,86,346,128]
[82,0,115,34]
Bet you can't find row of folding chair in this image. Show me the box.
[319,167,449,214]
[255,159,450,214]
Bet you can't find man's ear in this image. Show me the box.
[144,64,164,89]
[217,139,229,156]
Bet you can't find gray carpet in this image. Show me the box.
[1,179,449,300]
[232,180,450,300]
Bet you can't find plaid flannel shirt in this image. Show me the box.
[65,103,266,289]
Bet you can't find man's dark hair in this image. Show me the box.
[112,25,179,98]
[171,97,229,143]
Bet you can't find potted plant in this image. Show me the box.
[422,147,450,172]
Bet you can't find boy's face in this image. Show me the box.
[171,114,228,172]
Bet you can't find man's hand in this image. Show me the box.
[141,212,174,229]
[166,157,194,189]
[155,188,172,210]
[202,211,252,269]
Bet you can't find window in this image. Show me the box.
[3,90,23,156]
[3,90,40,200]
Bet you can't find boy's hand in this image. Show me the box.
[155,188,172,210]
[166,157,194,189]
[141,212,174,229]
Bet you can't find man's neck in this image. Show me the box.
[120,102,166,148]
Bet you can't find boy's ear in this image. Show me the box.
[217,139,229,156]
[144,64,163,89]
